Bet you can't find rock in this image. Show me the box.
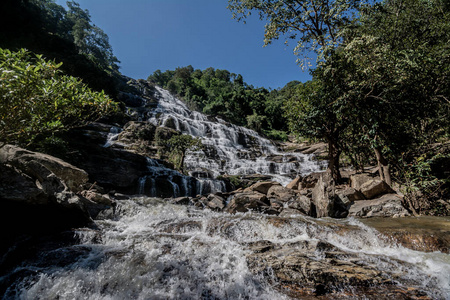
[266,185,313,215]
[334,193,352,218]
[301,172,322,189]
[300,142,327,155]
[360,217,450,253]
[0,144,88,192]
[286,176,302,190]
[226,192,268,214]
[278,207,305,217]
[206,194,226,211]
[311,172,336,218]
[244,181,280,195]
[336,187,365,202]
[81,190,113,206]
[0,164,48,205]
[360,179,395,199]
[296,195,314,215]
[245,239,425,299]
[267,185,297,202]
[110,193,130,200]
[170,196,192,205]
[348,194,410,218]
[349,173,373,190]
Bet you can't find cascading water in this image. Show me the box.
[149,87,325,187]
[103,126,122,148]
[3,199,449,299]
[137,158,226,197]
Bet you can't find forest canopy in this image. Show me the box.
[0,0,121,95]
[228,0,450,213]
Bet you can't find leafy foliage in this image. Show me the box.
[0,0,121,96]
[228,0,363,67]
[158,133,203,174]
[284,0,450,202]
[0,48,117,146]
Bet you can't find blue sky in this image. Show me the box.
[56,0,314,89]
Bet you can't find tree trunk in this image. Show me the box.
[327,138,342,183]
[180,152,186,175]
[374,147,391,186]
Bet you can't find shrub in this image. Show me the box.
[0,48,117,146]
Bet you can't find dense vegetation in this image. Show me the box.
[148,67,289,140]
[0,0,448,214]
[0,0,121,148]
[0,0,122,96]
[0,48,117,147]
[230,0,450,213]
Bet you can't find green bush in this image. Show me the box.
[0,48,117,146]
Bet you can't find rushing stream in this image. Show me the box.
[3,198,449,299]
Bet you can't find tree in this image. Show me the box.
[337,0,450,185]
[227,0,363,66]
[163,134,203,174]
[284,76,349,181]
[66,1,120,73]
[0,48,117,147]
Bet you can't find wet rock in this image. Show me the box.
[110,193,130,200]
[244,181,280,195]
[360,179,395,199]
[278,207,306,217]
[170,196,192,205]
[81,190,113,206]
[226,192,269,213]
[206,194,226,211]
[363,217,450,253]
[349,194,410,218]
[246,238,430,299]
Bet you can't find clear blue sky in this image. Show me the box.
[56,0,313,89]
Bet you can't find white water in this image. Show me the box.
[149,87,325,186]
[137,158,226,197]
[6,199,450,299]
[103,126,122,148]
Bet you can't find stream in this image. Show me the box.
[2,199,449,299]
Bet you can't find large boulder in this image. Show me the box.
[360,179,395,199]
[310,172,350,218]
[0,164,48,205]
[246,239,425,298]
[244,181,280,195]
[267,185,313,216]
[348,194,410,218]
[349,173,372,190]
[312,172,335,217]
[336,187,365,202]
[0,144,88,192]
[301,172,322,189]
[226,192,269,213]
[0,145,118,225]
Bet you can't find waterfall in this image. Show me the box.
[4,199,449,299]
[103,126,122,148]
[149,87,326,187]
